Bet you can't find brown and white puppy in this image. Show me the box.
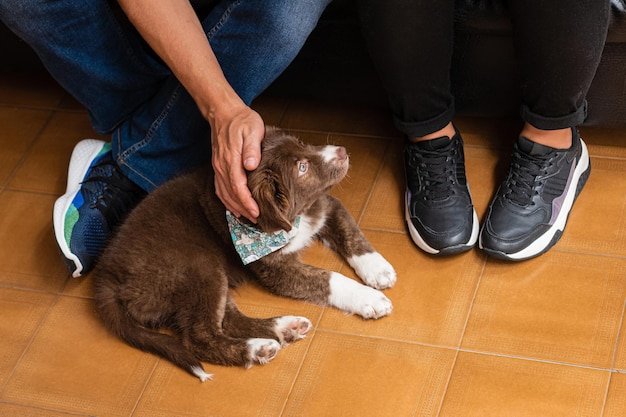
[93,127,396,381]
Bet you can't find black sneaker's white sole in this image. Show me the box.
[405,192,479,255]
[52,139,108,277]
[479,139,591,261]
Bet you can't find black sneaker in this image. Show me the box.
[404,131,479,255]
[53,140,147,277]
[479,128,590,260]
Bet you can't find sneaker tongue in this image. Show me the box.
[414,136,452,151]
[517,136,553,156]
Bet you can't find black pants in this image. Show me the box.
[357,0,610,137]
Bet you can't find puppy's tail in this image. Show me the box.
[93,281,213,382]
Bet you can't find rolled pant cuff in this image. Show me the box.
[393,104,455,138]
[520,100,588,130]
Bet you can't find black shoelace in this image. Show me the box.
[504,147,554,206]
[82,159,146,228]
[407,145,456,201]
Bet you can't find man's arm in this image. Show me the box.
[117,0,261,221]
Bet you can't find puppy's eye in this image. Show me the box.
[297,161,308,176]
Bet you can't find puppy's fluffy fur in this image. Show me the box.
[93,127,396,381]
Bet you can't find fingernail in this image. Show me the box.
[244,158,257,170]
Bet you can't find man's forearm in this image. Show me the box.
[116,0,244,121]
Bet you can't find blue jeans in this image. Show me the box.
[1,0,331,191]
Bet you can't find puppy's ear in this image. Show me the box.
[250,170,293,232]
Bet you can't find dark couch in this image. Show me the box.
[3,0,625,127]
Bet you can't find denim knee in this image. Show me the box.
[256,0,332,52]
[204,0,332,104]
[0,0,51,42]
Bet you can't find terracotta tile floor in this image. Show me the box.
[1,72,626,417]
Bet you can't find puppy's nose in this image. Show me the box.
[336,146,347,161]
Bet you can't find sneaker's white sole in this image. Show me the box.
[53,139,108,277]
[479,138,590,260]
[405,191,479,255]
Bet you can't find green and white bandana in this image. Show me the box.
[226,210,301,265]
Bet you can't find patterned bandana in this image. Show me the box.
[226,211,301,265]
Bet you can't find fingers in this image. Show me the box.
[213,149,260,222]
[242,122,263,172]
[242,138,261,171]
[214,169,258,221]
[210,107,264,223]
[218,169,259,220]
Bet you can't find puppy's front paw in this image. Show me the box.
[328,272,393,319]
[348,252,397,290]
[273,316,312,345]
[355,287,393,319]
[247,338,281,366]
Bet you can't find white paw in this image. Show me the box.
[348,252,397,289]
[247,338,281,366]
[274,316,312,345]
[354,288,393,319]
[328,272,393,319]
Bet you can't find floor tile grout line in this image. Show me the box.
[310,328,454,352]
[599,371,614,417]
[128,359,161,417]
[0,282,69,297]
[359,227,407,235]
[2,187,64,198]
[434,252,488,417]
[599,295,624,417]
[355,139,393,226]
[277,323,323,417]
[552,247,626,261]
[277,304,328,417]
[313,325,618,371]
[58,287,95,301]
[3,109,57,190]
[0,290,64,396]
[456,348,616,373]
[433,348,460,417]
[609,298,626,371]
[589,154,626,161]
[452,252,486,350]
[0,400,95,417]
[602,298,626,417]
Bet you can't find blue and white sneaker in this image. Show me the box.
[53,140,146,277]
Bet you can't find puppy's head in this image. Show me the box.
[248,127,349,233]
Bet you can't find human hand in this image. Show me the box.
[210,104,264,223]
[116,0,264,222]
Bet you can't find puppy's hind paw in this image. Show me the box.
[274,316,312,345]
[348,252,397,290]
[247,338,281,366]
